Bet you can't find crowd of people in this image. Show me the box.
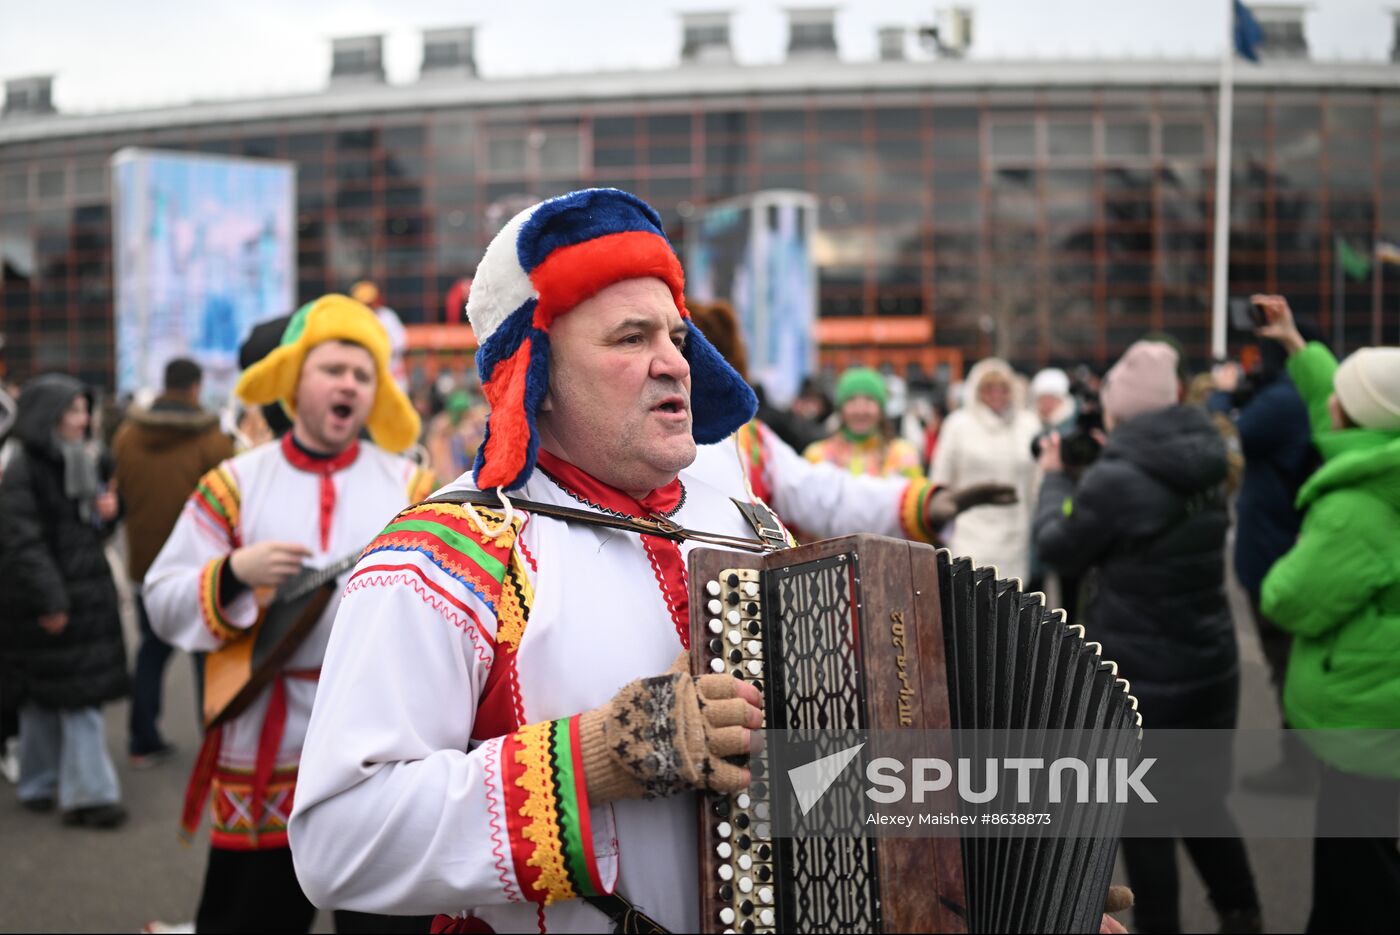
[0,186,1396,934]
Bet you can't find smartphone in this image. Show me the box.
[1227,297,1255,331]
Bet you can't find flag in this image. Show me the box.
[1234,1,1264,62]
[1376,241,1400,265]
[1337,237,1372,281]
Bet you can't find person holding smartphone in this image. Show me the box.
[1254,294,1400,934]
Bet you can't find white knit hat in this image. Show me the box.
[1334,347,1400,431]
[1030,368,1071,400]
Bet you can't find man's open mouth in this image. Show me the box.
[653,397,687,415]
[331,403,354,419]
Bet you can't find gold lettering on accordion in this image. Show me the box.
[891,611,915,725]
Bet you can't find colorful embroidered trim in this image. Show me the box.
[207,762,299,851]
[199,556,244,643]
[736,421,772,504]
[361,504,518,609]
[500,717,603,905]
[192,466,241,545]
[899,480,938,544]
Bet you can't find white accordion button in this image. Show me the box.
[708,599,722,615]
[756,822,771,839]
[726,609,741,625]
[736,793,752,809]
[718,864,734,881]
[743,582,759,597]
[706,580,721,597]
[727,630,741,645]
[737,854,753,871]
[717,842,733,859]
[719,908,736,925]
[760,909,776,926]
[716,821,732,838]
[747,640,762,655]
[754,802,770,819]
[709,619,723,634]
[710,658,725,673]
[759,887,774,905]
[738,877,754,894]
[747,660,762,676]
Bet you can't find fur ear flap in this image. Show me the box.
[684,320,758,444]
[473,302,552,490]
[234,344,304,410]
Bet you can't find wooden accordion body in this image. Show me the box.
[688,535,1141,935]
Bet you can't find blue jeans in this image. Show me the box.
[128,593,174,755]
[17,703,121,810]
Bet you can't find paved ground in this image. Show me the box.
[0,536,1313,933]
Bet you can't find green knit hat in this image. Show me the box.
[836,367,887,408]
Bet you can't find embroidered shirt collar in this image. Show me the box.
[535,448,685,519]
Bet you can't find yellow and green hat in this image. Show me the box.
[233,293,420,453]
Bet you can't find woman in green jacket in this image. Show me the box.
[1254,294,1400,935]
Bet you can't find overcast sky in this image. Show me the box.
[2,0,1394,114]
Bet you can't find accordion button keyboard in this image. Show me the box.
[706,569,774,934]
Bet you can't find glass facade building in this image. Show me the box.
[1,58,1398,388]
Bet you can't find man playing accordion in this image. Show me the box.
[289,188,1126,934]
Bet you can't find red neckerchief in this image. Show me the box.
[534,449,690,647]
[280,433,361,552]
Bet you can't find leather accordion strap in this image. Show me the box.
[422,489,779,553]
[584,893,671,935]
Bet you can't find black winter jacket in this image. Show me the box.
[1033,404,1238,729]
[0,375,128,710]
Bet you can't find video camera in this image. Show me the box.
[1030,374,1104,473]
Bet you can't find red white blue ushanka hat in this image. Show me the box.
[467,188,757,491]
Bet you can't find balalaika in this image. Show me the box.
[688,535,1141,934]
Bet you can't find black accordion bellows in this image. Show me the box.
[689,535,1141,935]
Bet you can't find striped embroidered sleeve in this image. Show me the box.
[494,716,609,904]
[755,419,940,542]
[290,501,619,916]
[143,463,260,652]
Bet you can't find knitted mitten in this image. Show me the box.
[578,664,758,803]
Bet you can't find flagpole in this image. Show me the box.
[1210,0,1235,361]
[1333,236,1345,355]
[1373,241,1383,346]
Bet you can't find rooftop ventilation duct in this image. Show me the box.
[330,35,387,86]
[786,7,839,60]
[681,11,734,65]
[2,75,56,118]
[878,26,906,61]
[1252,4,1310,60]
[421,26,477,79]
